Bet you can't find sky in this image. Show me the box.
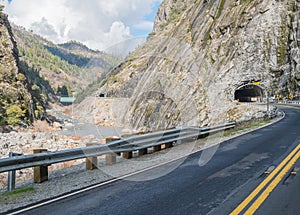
[1,0,162,53]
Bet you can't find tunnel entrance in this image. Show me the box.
[234,84,264,102]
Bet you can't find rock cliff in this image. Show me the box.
[0,9,34,127]
[101,0,299,130]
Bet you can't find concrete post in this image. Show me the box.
[33,149,48,183]
[86,143,98,170]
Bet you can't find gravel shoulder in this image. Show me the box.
[0,115,283,214]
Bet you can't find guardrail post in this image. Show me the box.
[7,152,16,191]
[121,133,134,159]
[153,145,161,152]
[164,142,173,149]
[33,149,48,183]
[105,137,119,165]
[122,151,133,159]
[86,143,98,170]
[138,148,148,156]
[106,153,116,165]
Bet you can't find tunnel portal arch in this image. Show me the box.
[234,84,264,102]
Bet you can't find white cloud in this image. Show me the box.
[134,21,155,31]
[104,21,131,44]
[2,0,162,51]
[30,17,58,41]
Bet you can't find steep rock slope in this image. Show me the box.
[101,0,300,130]
[0,10,34,126]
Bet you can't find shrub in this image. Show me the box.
[6,105,25,125]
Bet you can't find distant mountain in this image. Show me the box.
[58,41,99,55]
[12,24,122,101]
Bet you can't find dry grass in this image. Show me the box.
[32,120,53,132]
[70,135,84,141]
[63,108,73,116]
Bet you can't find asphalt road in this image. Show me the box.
[255,158,300,215]
[14,105,300,215]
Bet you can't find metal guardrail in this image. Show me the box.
[0,122,235,173]
[278,100,300,105]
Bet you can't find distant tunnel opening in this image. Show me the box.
[234,84,263,102]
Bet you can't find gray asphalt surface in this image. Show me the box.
[13,105,300,215]
[255,158,300,215]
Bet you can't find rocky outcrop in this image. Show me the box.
[101,0,300,131]
[74,97,130,127]
[0,10,34,127]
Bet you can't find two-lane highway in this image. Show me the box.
[8,105,300,215]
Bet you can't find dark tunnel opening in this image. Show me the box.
[234,84,264,102]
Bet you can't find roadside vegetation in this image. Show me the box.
[0,187,35,203]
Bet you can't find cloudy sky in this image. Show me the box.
[2,0,162,52]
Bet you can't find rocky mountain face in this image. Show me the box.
[0,9,35,127]
[101,0,300,131]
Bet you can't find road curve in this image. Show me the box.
[9,105,300,215]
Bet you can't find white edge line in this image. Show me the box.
[8,113,286,215]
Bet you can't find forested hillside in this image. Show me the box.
[12,25,121,101]
[0,7,38,127]
[0,3,123,127]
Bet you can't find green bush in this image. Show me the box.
[0,5,4,12]
[6,105,25,125]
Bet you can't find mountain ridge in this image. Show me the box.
[12,24,121,101]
